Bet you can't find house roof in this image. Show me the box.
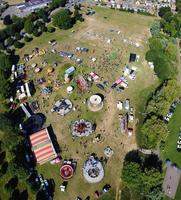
[162,165,181,199]
[29,128,57,164]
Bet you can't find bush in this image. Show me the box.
[53,9,73,30]
[47,26,56,33]
[14,41,24,49]
[6,37,14,46]
[40,24,47,32]
[0,42,5,50]
[3,15,12,25]
[14,32,22,40]
[24,36,33,42]
[33,30,42,37]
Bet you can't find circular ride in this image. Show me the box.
[60,164,74,180]
[104,146,114,158]
[51,98,73,116]
[87,94,103,112]
[83,155,104,183]
[72,119,94,137]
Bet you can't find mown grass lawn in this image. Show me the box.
[162,103,181,167]
[161,103,181,200]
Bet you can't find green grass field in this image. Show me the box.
[161,103,181,200]
[0,6,160,200]
[162,103,181,167]
[18,7,157,200]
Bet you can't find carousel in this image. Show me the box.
[60,164,74,180]
[87,94,103,112]
[72,119,94,137]
[83,155,104,183]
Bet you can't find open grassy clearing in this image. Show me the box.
[16,7,158,200]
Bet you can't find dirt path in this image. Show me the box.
[96,90,117,135]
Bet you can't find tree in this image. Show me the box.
[176,1,181,13]
[0,114,22,150]
[145,187,164,200]
[0,31,8,42]
[73,7,83,22]
[40,24,47,32]
[162,11,173,22]
[36,8,49,22]
[0,42,5,50]
[3,15,12,25]
[0,71,10,100]
[122,162,142,192]
[24,20,34,34]
[47,26,55,33]
[14,32,22,41]
[122,151,163,199]
[141,115,168,148]
[53,9,73,30]
[50,0,67,10]
[163,21,177,37]
[0,52,11,72]
[150,21,160,36]
[165,42,178,61]
[5,24,17,36]
[8,160,28,179]
[158,7,171,17]
[6,37,14,46]
[24,36,33,42]
[33,29,41,37]
[14,41,24,49]
[141,169,163,195]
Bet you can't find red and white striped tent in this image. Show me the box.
[29,128,57,165]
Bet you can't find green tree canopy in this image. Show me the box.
[50,0,67,10]
[24,20,34,34]
[122,152,163,198]
[140,115,168,148]
[150,21,160,36]
[0,52,11,72]
[158,7,171,18]
[53,9,73,30]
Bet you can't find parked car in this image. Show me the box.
[44,180,49,187]
[115,87,122,93]
[129,114,134,121]
[48,39,57,46]
[96,83,105,91]
[177,145,181,152]
[102,184,111,193]
[164,116,169,123]
[102,81,109,87]
[177,140,181,145]
[75,197,82,200]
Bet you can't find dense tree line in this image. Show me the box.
[138,4,181,149]
[139,80,180,148]
[146,32,178,80]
